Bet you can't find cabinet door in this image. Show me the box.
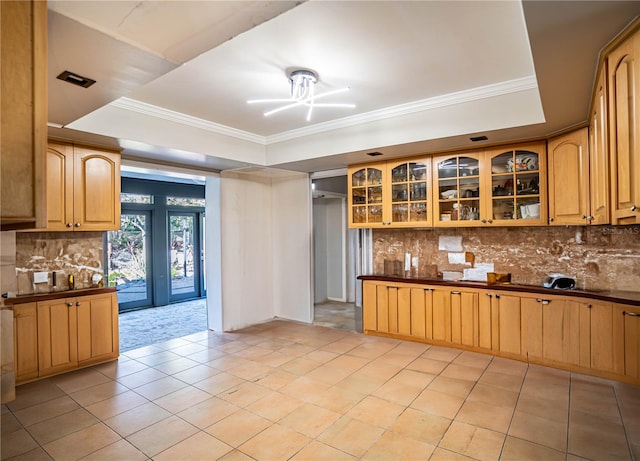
[622,306,640,381]
[608,32,640,224]
[486,143,547,226]
[433,153,483,227]
[548,129,590,225]
[77,293,119,364]
[432,289,451,341]
[521,297,543,361]
[37,299,78,377]
[450,291,477,347]
[497,294,521,356]
[45,142,74,230]
[362,282,378,332]
[478,292,494,351]
[73,147,121,231]
[348,164,385,228]
[387,160,432,227]
[376,284,390,333]
[542,299,581,366]
[13,303,38,383]
[397,287,411,336]
[589,66,610,225]
[591,302,622,374]
[410,288,426,339]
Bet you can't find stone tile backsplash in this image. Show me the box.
[372,225,640,292]
[15,232,104,294]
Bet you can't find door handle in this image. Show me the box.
[624,311,640,317]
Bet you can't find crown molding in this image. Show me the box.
[110,76,537,148]
[265,76,539,144]
[110,97,266,144]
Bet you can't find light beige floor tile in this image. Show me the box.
[427,376,474,399]
[410,388,465,419]
[0,428,39,459]
[226,361,271,381]
[340,342,392,359]
[389,407,451,446]
[13,396,79,427]
[135,351,182,366]
[152,357,200,375]
[376,351,416,368]
[406,357,449,375]
[429,447,476,460]
[238,423,310,461]
[280,357,322,376]
[42,423,120,461]
[172,364,220,384]
[440,421,505,461]
[193,372,245,395]
[252,369,298,390]
[317,415,384,457]
[485,357,528,377]
[440,363,485,382]
[169,342,210,357]
[306,349,340,364]
[278,344,316,358]
[508,409,568,451]
[478,370,524,392]
[372,379,423,406]
[153,431,232,461]
[85,390,148,420]
[568,416,631,460]
[177,397,238,429]
[126,415,198,458]
[358,361,403,382]
[321,339,361,355]
[80,439,147,461]
[335,371,387,395]
[1,413,23,436]
[232,345,272,361]
[68,381,128,407]
[217,449,254,461]
[280,376,331,403]
[515,393,568,424]
[452,350,492,368]
[258,351,296,367]
[217,381,271,408]
[346,395,405,428]
[456,399,514,434]
[93,359,148,380]
[290,440,356,460]
[103,401,171,437]
[362,430,435,461]
[501,436,566,461]
[207,355,251,372]
[309,385,365,414]
[421,346,461,363]
[466,383,519,408]
[245,391,303,421]
[52,369,112,394]
[4,446,53,461]
[279,403,342,438]
[131,376,188,401]
[26,408,98,445]
[123,345,164,359]
[116,368,167,389]
[9,380,66,412]
[392,341,430,357]
[327,354,370,372]
[205,409,271,447]
[185,348,226,364]
[153,385,212,413]
[306,365,353,385]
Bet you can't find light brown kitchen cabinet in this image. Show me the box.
[43,141,121,231]
[348,158,432,228]
[589,67,611,226]
[520,296,543,361]
[496,294,521,357]
[0,0,47,230]
[77,293,119,365]
[37,298,78,377]
[608,27,640,224]
[363,281,378,332]
[431,289,451,342]
[618,305,640,381]
[13,303,38,383]
[410,287,429,339]
[432,142,547,227]
[542,299,581,366]
[449,290,478,347]
[477,292,495,352]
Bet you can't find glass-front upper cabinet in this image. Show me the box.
[348,164,384,227]
[432,153,483,226]
[388,159,432,226]
[486,143,547,226]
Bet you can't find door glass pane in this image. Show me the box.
[170,215,196,296]
[108,213,149,307]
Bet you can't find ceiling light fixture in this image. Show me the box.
[247,69,355,122]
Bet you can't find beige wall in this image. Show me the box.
[372,225,640,292]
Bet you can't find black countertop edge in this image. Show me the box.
[358,275,640,307]
[2,287,117,306]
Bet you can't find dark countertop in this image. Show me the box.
[358,275,640,307]
[2,287,117,306]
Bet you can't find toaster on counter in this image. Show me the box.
[543,274,576,290]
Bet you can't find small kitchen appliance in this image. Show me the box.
[543,273,576,290]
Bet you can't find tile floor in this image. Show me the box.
[2,320,639,460]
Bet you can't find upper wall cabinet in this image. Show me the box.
[589,66,611,226]
[0,1,47,230]
[348,158,432,228]
[44,141,121,231]
[608,27,640,224]
[432,142,547,227]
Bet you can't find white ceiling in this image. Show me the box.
[47,1,640,174]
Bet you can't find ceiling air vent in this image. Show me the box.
[470,135,488,142]
[56,70,96,88]
[366,151,383,157]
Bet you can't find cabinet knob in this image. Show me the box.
[548,217,554,222]
[581,215,587,219]
[495,294,500,299]
[67,302,73,307]
[481,219,487,223]
[485,293,493,298]
[487,219,493,224]
[75,222,81,227]
[587,216,594,221]
[66,222,73,228]
[632,205,637,212]
[451,291,461,295]
[624,311,640,317]
[536,298,551,305]
[76,302,81,306]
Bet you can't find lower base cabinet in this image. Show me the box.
[362,280,639,386]
[13,292,119,384]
